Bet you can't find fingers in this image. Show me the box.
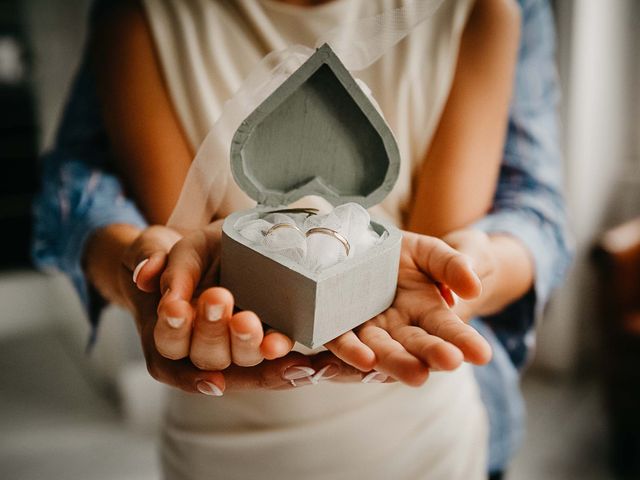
[307,351,395,384]
[220,351,386,392]
[154,299,194,360]
[441,229,495,280]
[133,251,167,292]
[143,340,226,396]
[417,306,492,365]
[261,329,295,360]
[123,226,182,292]
[404,232,481,300]
[229,311,264,367]
[223,352,315,391]
[356,320,430,387]
[324,331,376,371]
[308,350,367,382]
[389,325,464,371]
[160,230,210,303]
[189,287,235,370]
[160,221,224,302]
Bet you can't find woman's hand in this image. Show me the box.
[155,221,296,371]
[325,231,493,386]
[85,224,222,394]
[153,223,493,389]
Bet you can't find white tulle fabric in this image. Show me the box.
[166,0,445,231]
[234,203,386,272]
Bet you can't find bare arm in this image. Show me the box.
[91,0,193,225]
[406,0,532,317]
[407,0,521,237]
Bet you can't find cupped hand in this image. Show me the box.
[116,224,222,394]
[325,231,493,386]
[155,221,295,371]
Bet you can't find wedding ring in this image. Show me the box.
[262,222,305,238]
[305,227,351,256]
[267,207,319,217]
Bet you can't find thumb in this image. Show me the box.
[123,226,182,292]
[404,231,482,300]
[159,219,225,304]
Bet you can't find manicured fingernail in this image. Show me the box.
[196,381,223,396]
[451,291,460,306]
[282,365,315,381]
[132,258,149,284]
[312,364,339,382]
[290,376,316,387]
[166,316,185,329]
[362,371,388,384]
[162,288,176,301]
[206,304,224,322]
[232,329,252,341]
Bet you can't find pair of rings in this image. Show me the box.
[262,223,351,257]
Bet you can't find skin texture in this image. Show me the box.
[85,0,532,392]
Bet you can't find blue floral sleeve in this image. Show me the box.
[473,0,574,368]
[32,56,147,343]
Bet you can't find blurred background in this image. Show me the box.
[1,0,639,479]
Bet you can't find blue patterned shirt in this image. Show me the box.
[32,0,572,473]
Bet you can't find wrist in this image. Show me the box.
[84,223,143,306]
[446,229,534,319]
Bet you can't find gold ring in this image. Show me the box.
[305,227,351,256]
[262,222,305,238]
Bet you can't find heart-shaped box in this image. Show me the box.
[221,44,402,348]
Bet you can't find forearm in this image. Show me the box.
[84,223,142,307]
[450,232,534,321]
[407,0,520,237]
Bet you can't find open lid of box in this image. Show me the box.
[230,44,401,209]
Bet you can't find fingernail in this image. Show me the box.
[451,291,460,306]
[232,329,252,341]
[132,258,149,284]
[196,381,223,396]
[162,288,176,301]
[362,371,388,384]
[166,316,185,329]
[206,304,225,322]
[290,376,316,387]
[282,365,315,381]
[312,364,339,383]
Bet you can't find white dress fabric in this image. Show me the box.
[140,1,488,479]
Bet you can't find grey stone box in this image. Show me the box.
[220,44,402,348]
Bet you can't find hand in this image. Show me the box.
[155,221,295,371]
[89,224,389,396]
[213,351,395,394]
[325,231,493,386]
[89,224,223,394]
[440,229,496,320]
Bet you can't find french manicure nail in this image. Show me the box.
[232,330,252,341]
[282,365,315,381]
[132,258,149,284]
[206,304,224,322]
[312,364,339,383]
[362,371,388,384]
[451,291,460,306]
[196,381,223,396]
[290,376,316,387]
[166,316,185,329]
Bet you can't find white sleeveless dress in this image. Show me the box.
[141,1,488,479]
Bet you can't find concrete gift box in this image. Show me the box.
[220,44,402,348]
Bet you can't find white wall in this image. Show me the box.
[533,0,640,373]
